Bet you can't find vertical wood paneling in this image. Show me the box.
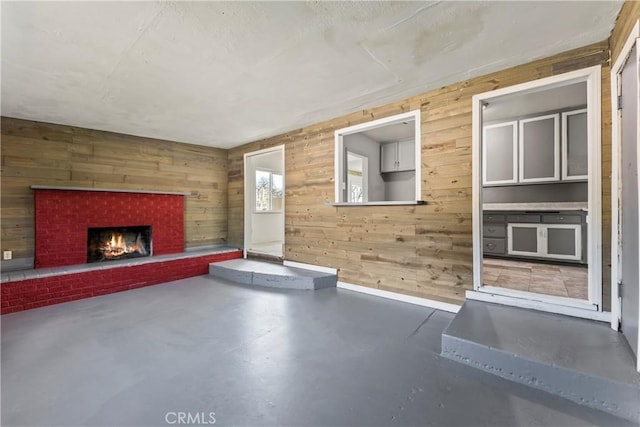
[228,41,612,305]
[1,118,228,259]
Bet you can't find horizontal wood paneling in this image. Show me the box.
[228,41,612,306]
[1,118,228,260]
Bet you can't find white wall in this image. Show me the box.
[383,171,416,201]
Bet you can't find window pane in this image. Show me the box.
[256,170,271,211]
[271,174,283,210]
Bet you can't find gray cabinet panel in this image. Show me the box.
[542,214,581,224]
[483,214,505,223]
[563,109,588,180]
[519,114,559,182]
[507,214,540,223]
[547,228,577,257]
[510,226,539,253]
[484,122,517,185]
[483,238,505,254]
[486,210,585,263]
[483,224,505,238]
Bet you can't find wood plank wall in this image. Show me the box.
[1,118,228,260]
[228,41,612,306]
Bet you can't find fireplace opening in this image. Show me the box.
[87,226,152,263]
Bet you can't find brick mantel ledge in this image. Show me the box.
[30,185,190,196]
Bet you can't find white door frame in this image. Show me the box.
[243,145,285,258]
[468,65,604,321]
[611,19,640,353]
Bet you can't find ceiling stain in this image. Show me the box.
[412,4,487,67]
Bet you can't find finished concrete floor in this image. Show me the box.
[1,276,633,427]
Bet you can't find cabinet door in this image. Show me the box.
[562,109,588,180]
[396,139,415,172]
[380,142,397,173]
[519,114,560,183]
[483,122,518,185]
[507,224,541,256]
[545,225,581,261]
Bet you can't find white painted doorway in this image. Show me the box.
[611,20,640,371]
[468,65,605,322]
[244,146,285,259]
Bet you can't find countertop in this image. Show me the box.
[483,202,588,211]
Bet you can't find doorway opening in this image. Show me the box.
[469,66,604,321]
[244,146,285,260]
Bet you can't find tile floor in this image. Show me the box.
[483,257,588,299]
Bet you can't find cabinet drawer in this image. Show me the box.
[483,224,506,238]
[542,214,582,224]
[483,214,505,224]
[507,214,540,223]
[483,238,505,254]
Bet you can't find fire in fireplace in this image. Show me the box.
[87,226,152,263]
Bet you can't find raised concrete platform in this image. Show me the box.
[441,300,640,422]
[209,259,337,290]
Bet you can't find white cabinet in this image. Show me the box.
[562,109,588,181]
[380,139,415,173]
[380,143,397,173]
[507,223,581,261]
[518,114,560,183]
[483,121,518,185]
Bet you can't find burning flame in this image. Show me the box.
[99,232,147,259]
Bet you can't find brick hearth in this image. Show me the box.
[1,249,242,314]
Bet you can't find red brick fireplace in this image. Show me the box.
[1,187,241,314]
[35,189,184,268]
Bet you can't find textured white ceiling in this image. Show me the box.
[1,1,622,149]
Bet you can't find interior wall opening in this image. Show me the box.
[472,66,603,318]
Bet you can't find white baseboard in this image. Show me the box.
[283,260,337,275]
[337,281,461,313]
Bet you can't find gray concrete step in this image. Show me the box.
[209,259,336,290]
[441,300,640,423]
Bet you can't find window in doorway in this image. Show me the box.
[255,170,283,211]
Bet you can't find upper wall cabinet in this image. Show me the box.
[380,139,415,173]
[518,113,560,183]
[562,109,588,180]
[483,121,518,185]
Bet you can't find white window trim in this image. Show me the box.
[334,110,421,204]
